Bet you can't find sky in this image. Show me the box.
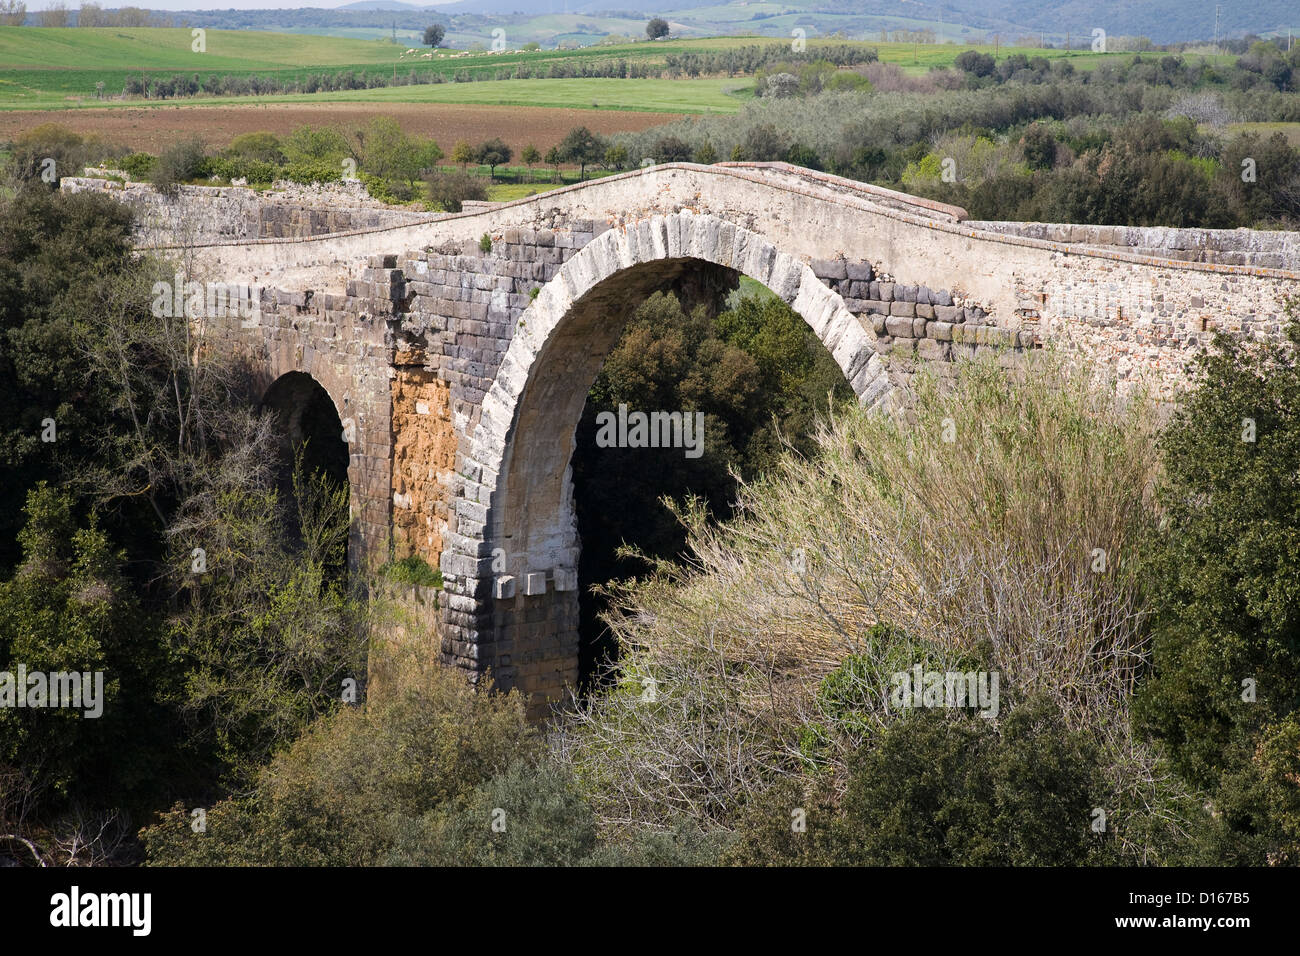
[26,2,461,10]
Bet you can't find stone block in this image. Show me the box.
[524,572,547,596]
[811,257,847,280]
[885,315,915,337]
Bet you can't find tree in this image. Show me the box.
[77,2,103,27]
[422,23,445,48]
[451,139,474,171]
[652,135,692,163]
[603,143,629,171]
[521,143,540,180]
[954,49,995,77]
[473,137,512,181]
[559,126,606,181]
[693,141,718,165]
[646,17,669,41]
[0,1,26,26]
[740,123,790,162]
[425,169,487,212]
[1138,313,1300,863]
[544,145,562,183]
[38,2,66,27]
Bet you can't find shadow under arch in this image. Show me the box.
[451,211,894,712]
[261,371,350,492]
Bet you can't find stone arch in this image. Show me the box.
[261,371,351,490]
[259,369,355,565]
[446,210,894,710]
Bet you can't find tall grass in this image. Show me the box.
[557,350,1164,833]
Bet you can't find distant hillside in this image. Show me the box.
[40,1,1298,47]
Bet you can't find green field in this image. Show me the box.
[1226,121,1300,147]
[0,26,1225,112]
[0,26,409,69]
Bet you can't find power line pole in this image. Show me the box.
[1214,4,1220,55]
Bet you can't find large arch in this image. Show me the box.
[446,211,895,712]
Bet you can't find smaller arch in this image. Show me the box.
[261,371,350,492]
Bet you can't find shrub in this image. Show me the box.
[117,152,156,180]
[732,696,1106,866]
[425,169,488,212]
[559,350,1162,833]
[142,668,537,866]
[5,123,118,187]
[223,131,285,166]
[1138,313,1300,864]
[281,160,345,186]
[150,136,207,196]
[380,555,442,588]
[387,757,597,866]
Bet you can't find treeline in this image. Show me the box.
[951,40,1300,93]
[112,42,882,102]
[7,119,629,209]
[661,43,878,78]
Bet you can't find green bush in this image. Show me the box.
[387,757,597,866]
[142,669,538,866]
[281,160,344,186]
[117,151,156,180]
[425,169,488,212]
[731,696,1106,866]
[223,131,285,166]
[205,156,278,186]
[150,136,207,196]
[380,555,442,588]
[1138,313,1300,864]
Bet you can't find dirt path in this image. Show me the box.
[0,101,684,154]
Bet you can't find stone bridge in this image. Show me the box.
[68,162,1300,712]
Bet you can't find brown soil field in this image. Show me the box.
[0,102,683,154]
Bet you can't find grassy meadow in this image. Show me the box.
[0,26,1219,111]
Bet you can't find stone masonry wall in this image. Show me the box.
[389,221,607,709]
[61,177,435,245]
[969,220,1300,270]
[390,366,457,565]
